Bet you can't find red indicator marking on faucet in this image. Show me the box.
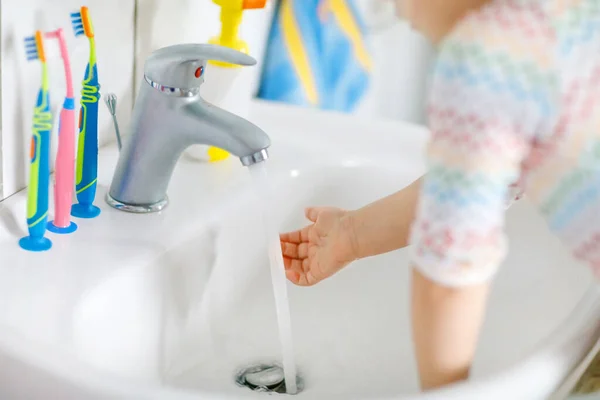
[195,66,203,78]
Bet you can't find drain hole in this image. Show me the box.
[235,364,303,394]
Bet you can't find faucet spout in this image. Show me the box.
[181,99,270,165]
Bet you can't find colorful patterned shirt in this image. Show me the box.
[409,0,600,287]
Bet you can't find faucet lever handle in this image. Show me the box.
[193,43,256,66]
[145,43,256,90]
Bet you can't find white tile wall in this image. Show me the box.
[0,0,135,200]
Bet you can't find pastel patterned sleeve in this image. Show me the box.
[408,4,558,287]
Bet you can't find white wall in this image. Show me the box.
[0,0,135,201]
[355,0,434,123]
[364,23,433,123]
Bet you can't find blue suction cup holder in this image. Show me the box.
[71,203,101,219]
[47,221,78,234]
[19,236,52,252]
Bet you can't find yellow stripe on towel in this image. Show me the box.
[281,0,319,105]
[329,0,373,72]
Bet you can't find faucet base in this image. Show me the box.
[105,193,168,214]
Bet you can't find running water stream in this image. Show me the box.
[248,163,299,395]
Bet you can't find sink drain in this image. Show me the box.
[235,364,303,394]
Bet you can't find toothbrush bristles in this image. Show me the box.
[70,12,85,37]
[24,36,39,60]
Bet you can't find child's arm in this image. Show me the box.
[412,268,490,389]
[345,170,522,260]
[348,176,423,258]
[280,178,424,287]
[406,3,555,390]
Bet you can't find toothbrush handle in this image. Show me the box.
[27,91,52,238]
[75,70,100,206]
[54,98,76,227]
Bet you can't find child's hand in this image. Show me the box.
[280,207,358,286]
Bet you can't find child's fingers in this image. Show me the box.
[297,243,309,259]
[305,207,320,222]
[284,257,305,284]
[285,257,319,286]
[280,226,311,244]
[297,262,318,287]
[284,255,303,272]
[287,269,309,286]
[304,270,318,286]
[286,269,301,284]
[281,239,309,260]
[280,230,302,243]
[301,225,311,242]
[281,242,300,259]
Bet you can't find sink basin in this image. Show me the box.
[0,100,598,399]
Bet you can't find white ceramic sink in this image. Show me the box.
[0,100,598,399]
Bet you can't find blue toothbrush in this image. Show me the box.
[70,6,101,219]
[19,31,53,252]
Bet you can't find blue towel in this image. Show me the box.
[257,0,372,113]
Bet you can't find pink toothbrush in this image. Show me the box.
[46,28,77,234]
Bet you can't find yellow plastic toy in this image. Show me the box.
[210,0,267,64]
[204,0,268,162]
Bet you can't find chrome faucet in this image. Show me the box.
[106,43,271,213]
